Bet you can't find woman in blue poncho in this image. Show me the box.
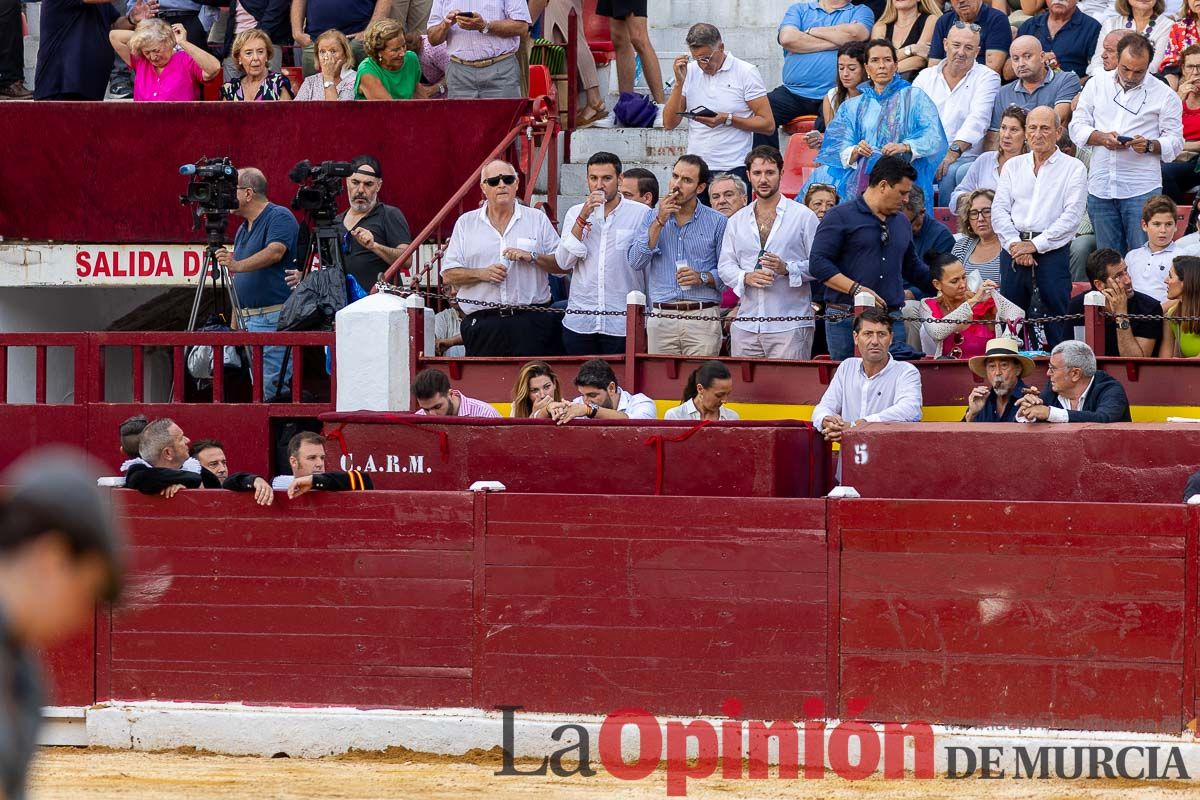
[814,38,947,215]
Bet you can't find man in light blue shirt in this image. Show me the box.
[756,0,874,150]
[627,154,728,356]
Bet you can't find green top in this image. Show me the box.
[354,53,420,100]
[1169,305,1200,357]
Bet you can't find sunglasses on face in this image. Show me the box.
[483,174,518,187]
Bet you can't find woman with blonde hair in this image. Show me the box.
[511,361,563,418]
[872,0,940,80]
[952,189,1003,284]
[110,19,221,101]
[294,29,357,100]
[356,18,421,100]
[221,29,292,101]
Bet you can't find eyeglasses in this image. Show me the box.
[967,207,993,219]
[879,222,890,247]
[951,21,982,32]
[483,174,518,187]
[1185,64,1200,72]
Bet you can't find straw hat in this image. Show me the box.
[967,337,1035,379]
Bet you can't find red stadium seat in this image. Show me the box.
[582,0,616,65]
[281,66,303,97]
[1071,281,1091,297]
[781,116,818,199]
[201,74,222,101]
[528,64,554,100]
[933,207,956,230]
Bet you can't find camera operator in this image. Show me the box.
[335,155,413,291]
[215,167,299,401]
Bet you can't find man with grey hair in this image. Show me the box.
[125,418,274,500]
[709,173,748,218]
[1015,340,1132,423]
[663,23,775,203]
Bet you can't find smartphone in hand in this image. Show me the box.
[681,106,718,119]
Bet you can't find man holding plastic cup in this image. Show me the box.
[628,154,728,355]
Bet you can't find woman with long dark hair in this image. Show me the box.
[511,361,563,418]
[664,361,739,421]
[1160,256,1200,357]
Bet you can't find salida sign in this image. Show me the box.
[0,244,205,286]
[76,248,202,279]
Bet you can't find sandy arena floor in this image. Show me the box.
[26,747,1200,799]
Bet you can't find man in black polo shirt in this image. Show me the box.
[336,155,413,291]
[1067,248,1161,358]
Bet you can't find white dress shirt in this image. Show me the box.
[1070,69,1184,200]
[1124,241,1175,302]
[811,356,923,432]
[664,398,741,421]
[912,61,1000,157]
[555,196,647,337]
[717,195,819,334]
[992,149,1088,254]
[680,53,768,171]
[1086,15,1172,78]
[441,202,561,316]
[570,388,657,419]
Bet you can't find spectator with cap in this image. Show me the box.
[412,368,501,417]
[271,432,375,495]
[963,337,1035,422]
[663,23,775,198]
[332,155,413,292]
[1015,340,1133,422]
[0,449,125,800]
[547,359,657,423]
[426,0,531,98]
[664,361,740,421]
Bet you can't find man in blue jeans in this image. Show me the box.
[809,156,929,361]
[216,168,299,402]
[292,0,391,75]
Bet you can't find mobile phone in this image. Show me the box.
[457,11,479,18]
[682,106,718,119]
[1116,135,1133,144]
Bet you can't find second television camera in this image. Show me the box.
[289,159,353,222]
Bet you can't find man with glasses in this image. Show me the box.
[1015,340,1131,422]
[926,0,1012,74]
[1070,33,1184,254]
[984,36,1080,150]
[441,160,562,357]
[663,23,775,203]
[333,155,412,291]
[215,167,299,401]
[993,105,1087,349]
[809,155,930,361]
[1016,0,1100,81]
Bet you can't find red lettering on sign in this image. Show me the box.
[156,252,172,277]
[94,252,111,277]
[76,252,91,278]
[184,250,200,277]
[138,251,155,277]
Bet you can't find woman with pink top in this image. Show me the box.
[110,19,221,102]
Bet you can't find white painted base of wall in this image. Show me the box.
[67,701,1200,777]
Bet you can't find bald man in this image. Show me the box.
[984,35,1081,150]
[214,166,299,400]
[440,160,563,356]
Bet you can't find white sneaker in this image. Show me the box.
[653,103,665,128]
[593,110,618,128]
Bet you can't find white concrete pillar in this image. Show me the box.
[335,292,432,412]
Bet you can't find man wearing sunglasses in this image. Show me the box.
[926,0,1011,75]
[441,160,562,357]
[1070,33,1183,255]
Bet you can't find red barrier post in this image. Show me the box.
[1083,290,1106,357]
[625,291,646,392]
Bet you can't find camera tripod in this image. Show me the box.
[294,211,347,278]
[186,213,246,333]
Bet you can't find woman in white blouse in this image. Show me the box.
[1088,0,1173,77]
[948,105,1027,212]
[664,361,740,421]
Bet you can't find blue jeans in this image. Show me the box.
[1088,189,1159,255]
[998,244,1072,349]
[938,155,977,207]
[825,311,919,361]
[244,308,292,401]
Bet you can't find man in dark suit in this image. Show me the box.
[1014,340,1131,423]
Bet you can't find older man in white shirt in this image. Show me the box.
[555,151,647,355]
[717,145,820,360]
[812,307,923,443]
[912,22,1000,204]
[663,23,775,200]
[1069,33,1184,256]
[993,105,1087,349]
[441,159,561,357]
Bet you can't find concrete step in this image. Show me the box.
[648,25,784,71]
[568,127,689,166]
[655,0,795,30]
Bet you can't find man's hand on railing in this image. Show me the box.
[252,477,274,506]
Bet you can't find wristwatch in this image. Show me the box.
[949,142,965,155]
[323,80,335,89]
[904,45,913,57]
[586,402,598,419]
[723,114,733,127]
[1117,318,1132,330]
[482,21,491,35]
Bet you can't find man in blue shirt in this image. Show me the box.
[755,0,874,150]
[809,156,930,361]
[216,168,299,402]
[627,155,728,356]
[1016,0,1100,80]
[292,0,391,75]
[927,0,1011,74]
[964,337,1033,422]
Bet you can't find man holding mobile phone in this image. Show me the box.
[426,0,531,98]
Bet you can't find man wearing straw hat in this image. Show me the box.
[963,337,1036,423]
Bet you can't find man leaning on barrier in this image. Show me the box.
[1015,340,1133,423]
[963,337,1035,423]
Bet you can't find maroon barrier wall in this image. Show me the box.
[322,414,834,498]
[44,491,1200,735]
[840,423,1200,504]
[0,101,525,243]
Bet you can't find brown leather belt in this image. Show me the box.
[450,52,516,68]
[652,301,718,311]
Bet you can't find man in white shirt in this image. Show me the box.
[548,359,657,423]
[1070,33,1184,256]
[441,159,562,357]
[555,151,646,355]
[662,23,775,202]
[718,145,820,360]
[812,308,923,443]
[993,105,1088,348]
[912,23,1000,203]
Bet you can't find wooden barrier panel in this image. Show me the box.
[476,494,831,719]
[833,499,1193,733]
